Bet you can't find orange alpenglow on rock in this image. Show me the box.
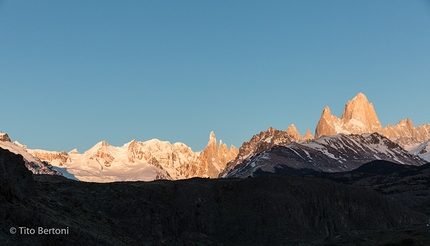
[314,93,430,145]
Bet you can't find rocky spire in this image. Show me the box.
[341,92,382,132]
[315,93,383,138]
[303,129,314,140]
[315,106,340,138]
[201,132,238,178]
[286,124,301,140]
[0,132,11,142]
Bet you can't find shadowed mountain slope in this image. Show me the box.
[1,147,429,245]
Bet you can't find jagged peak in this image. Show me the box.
[209,131,216,141]
[69,148,79,154]
[399,118,414,127]
[230,145,238,151]
[267,126,276,133]
[100,140,110,147]
[315,93,384,139]
[86,140,112,152]
[286,124,297,130]
[286,124,301,140]
[321,106,332,117]
[303,129,314,140]
[0,131,11,142]
[129,139,137,144]
[341,93,381,128]
[342,93,377,119]
[124,139,138,149]
[353,92,368,101]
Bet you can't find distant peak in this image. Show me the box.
[98,140,110,147]
[286,124,297,130]
[354,92,367,100]
[286,124,301,140]
[0,132,11,142]
[322,106,331,116]
[303,129,314,140]
[69,148,79,154]
[315,93,383,139]
[267,127,276,133]
[210,131,216,140]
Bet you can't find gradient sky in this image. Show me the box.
[1,1,430,152]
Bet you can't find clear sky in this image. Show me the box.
[1,1,430,152]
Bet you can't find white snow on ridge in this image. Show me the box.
[408,140,430,162]
[0,141,39,164]
[0,141,60,175]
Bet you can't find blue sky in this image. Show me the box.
[1,1,430,152]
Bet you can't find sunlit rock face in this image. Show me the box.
[220,127,297,178]
[0,132,11,142]
[380,119,430,147]
[315,106,342,138]
[303,129,314,141]
[314,93,430,148]
[315,93,382,138]
[199,132,239,178]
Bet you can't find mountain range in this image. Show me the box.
[0,132,237,182]
[315,92,430,146]
[222,93,430,178]
[1,92,429,181]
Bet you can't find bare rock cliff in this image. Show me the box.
[199,132,238,178]
[0,132,11,142]
[315,106,340,138]
[314,93,430,147]
[341,92,382,132]
[315,93,382,138]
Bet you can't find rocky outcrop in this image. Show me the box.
[341,92,382,132]
[314,93,430,148]
[380,119,430,147]
[124,132,238,179]
[286,124,313,141]
[27,149,70,166]
[315,106,340,138]
[303,129,314,140]
[286,124,301,140]
[220,127,296,177]
[0,132,11,142]
[199,132,238,178]
[315,93,382,138]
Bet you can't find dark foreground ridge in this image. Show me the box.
[1,148,430,245]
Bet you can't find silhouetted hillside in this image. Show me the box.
[1,148,429,245]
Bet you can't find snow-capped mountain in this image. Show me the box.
[27,132,238,182]
[407,139,430,162]
[220,127,298,177]
[3,92,430,182]
[315,92,430,147]
[224,133,426,178]
[0,132,62,176]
